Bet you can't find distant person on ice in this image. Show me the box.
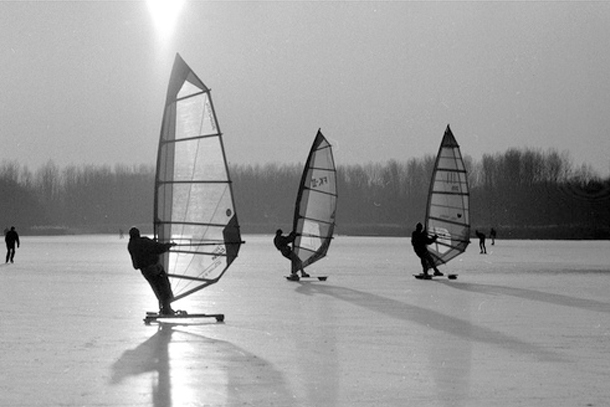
[476,230,487,254]
[5,226,20,263]
[127,227,176,315]
[411,223,443,277]
[273,229,309,280]
[490,228,497,245]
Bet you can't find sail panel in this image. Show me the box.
[157,183,233,225]
[175,91,217,140]
[170,137,228,182]
[293,130,337,269]
[425,125,470,267]
[177,79,205,100]
[155,53,242,302]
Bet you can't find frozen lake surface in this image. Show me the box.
[1,235,609,406]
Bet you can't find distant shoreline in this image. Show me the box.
[21,223,610,240]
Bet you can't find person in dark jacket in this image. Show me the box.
[127,227,176,315]
[411,223,443,277]
[5,226,20,263]
[274,229,309,280]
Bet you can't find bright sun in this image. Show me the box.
[147,0,186,40]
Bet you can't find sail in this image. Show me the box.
[425,125,470,267]
[154,54,242,302]
[292,130,338,270]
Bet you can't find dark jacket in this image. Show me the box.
[411,229,436,255]
[274,232,296,257]
[128,236,172,270]
[5,230,19,248]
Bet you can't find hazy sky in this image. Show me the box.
[1,1,609,176]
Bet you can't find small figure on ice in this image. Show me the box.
[490,228,497,245]
[273,229,309,281]
[411,222,443,277]
[127,227,176,315]
[5,226,20,263]
[476,230,487,254]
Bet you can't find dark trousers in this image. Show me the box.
[5,245,16,263]
[415,249,438,273]
[281,248,303,274]
[140,264,174,312]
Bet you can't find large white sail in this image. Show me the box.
[425,125,470,267]
[155,54,242,302]
[292,130,338,270]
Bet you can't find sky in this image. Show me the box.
[1,1,609,177]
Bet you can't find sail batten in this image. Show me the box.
[430,193,468,200]
[166,274,215,282]
[154,53,242,303]
[172,249,231,255]
[292,130,338,270]
[307,166,334,172]
[302,188,336,198]
[161,133,221,144]
[156,221,229,228]
[159,181,232,186]
[436,167,467,173]
[300,216,334,225]
[176,91,207,101]
[428,216,468,228]
[425,125,470,267]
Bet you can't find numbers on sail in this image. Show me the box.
[310,176,329,189]
[202,245,226,278]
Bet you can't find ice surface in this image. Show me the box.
[1,235,609,406]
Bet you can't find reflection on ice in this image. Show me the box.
[111,324,296,407]
[2,235,610,406]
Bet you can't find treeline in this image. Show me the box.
[0,161,153,234]
[1,148,609,238]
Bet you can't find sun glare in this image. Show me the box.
[147,0,185,40]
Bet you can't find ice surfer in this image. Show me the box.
[127,227,176,315]
[5,226,20,263]
[476,230,487,254]
[273,229,309,280]
[411,223,443,277]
